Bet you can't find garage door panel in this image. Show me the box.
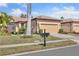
[40,24,58,33]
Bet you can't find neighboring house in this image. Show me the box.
[7,16,27,33]
[32,16,62,33]
[61,18,79,33]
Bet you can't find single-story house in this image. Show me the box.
[61,18,79,33]
[7,16,62,34]
[32,16,62,33]
[7,16,79,34]
[7,16,27,33]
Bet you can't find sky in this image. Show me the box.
[0,3,79,19]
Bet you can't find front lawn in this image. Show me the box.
[0,34,62,45]
[0,40,77,56]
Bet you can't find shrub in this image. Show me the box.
[11,32,17,35]
[59,29,63,33]
[18,28,25,34]
[39,29,43,33]
[0,31,11,36]
[73,31,79,34]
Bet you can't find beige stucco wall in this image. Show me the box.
[15,23,26,32]
[61,23,73,33]
[37,20,61,33]
[24,23,26,28]
[72,23,79,33]
[61,22,79,33]
[18,23,21,29]
[14,19,79,33]
[15,25,19,32]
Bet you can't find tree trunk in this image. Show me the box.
[26,3,32,36]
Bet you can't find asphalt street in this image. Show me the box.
[21,45,79,56]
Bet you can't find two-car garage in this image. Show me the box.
[61,21,79,33]
[40,24,58,33]
[32,16,62,34]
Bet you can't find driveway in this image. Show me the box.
[21,45,79,56]
[50,33,79,44]
[50,33,75,39]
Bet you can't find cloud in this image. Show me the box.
[9,6,79,19]
[0,3,7,7]
[49,6,79,19]
[10,8,26,16]
[63,6,75,11]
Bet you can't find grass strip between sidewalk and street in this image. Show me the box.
[0,40,77,56]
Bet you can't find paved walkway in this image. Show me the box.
[0,39,68,48]
[50,33,79,44]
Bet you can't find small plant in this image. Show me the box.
[18,27,25,34]
[59,29,63,33]
[73,31,79,34]
[11,32,18,35]
[39,29,43,33]
[73,31,76,34]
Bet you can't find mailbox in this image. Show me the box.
[45,33,49,37]
[40,33,49,37]
[39,29,49,46]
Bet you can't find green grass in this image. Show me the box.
[0,34,62,45]
[0,40,77,56]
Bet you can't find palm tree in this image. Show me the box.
[60,16,64,19]
[0,12,11,31]
[20,13,27,18]
[26,3,32,36]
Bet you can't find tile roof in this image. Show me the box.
[11,16,27,22]
[62,18,79,23]
[60,18,79,24]
[33,16,62,21]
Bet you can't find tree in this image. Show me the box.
[0,12,11,31]
[60,16,64,19]
[20,13,27,18]
[26,3,32,36]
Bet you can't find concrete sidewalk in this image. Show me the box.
[0,39,68,48]
[50,33,75,38]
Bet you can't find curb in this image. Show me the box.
[7,44,78,56]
